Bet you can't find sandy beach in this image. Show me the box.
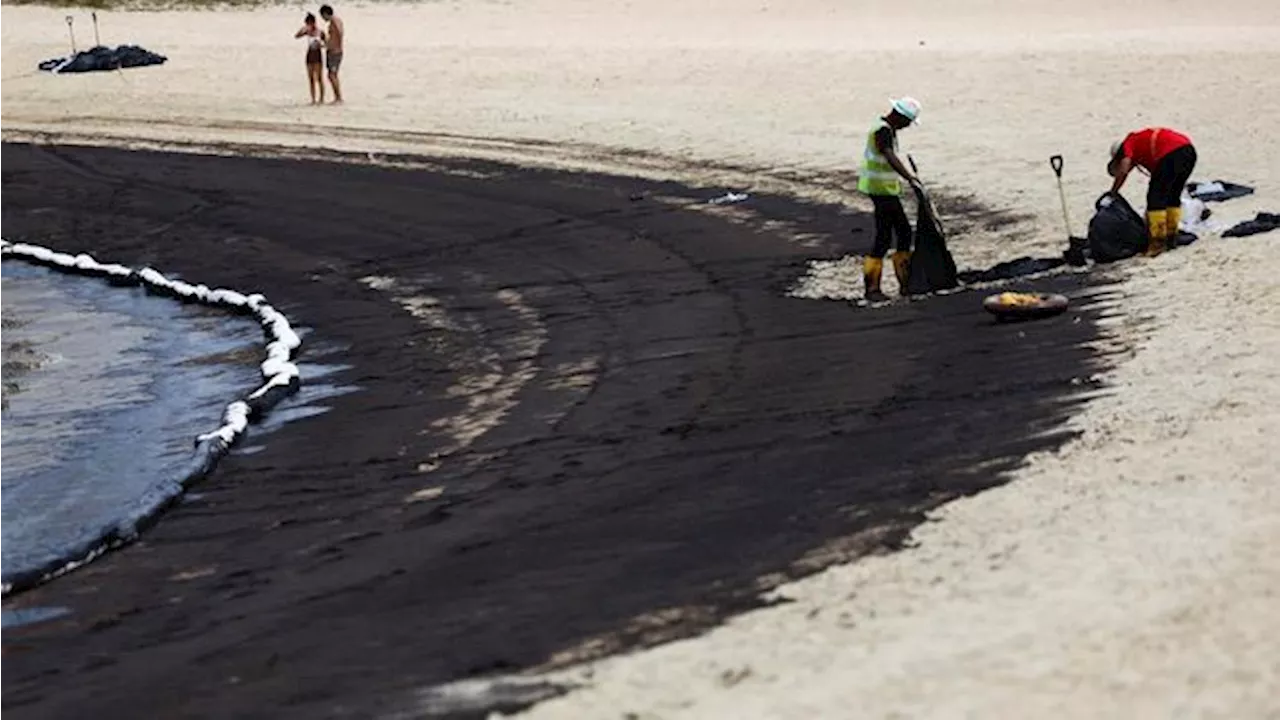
[4,0,1280,717]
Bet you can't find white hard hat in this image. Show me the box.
[890,96,922,123]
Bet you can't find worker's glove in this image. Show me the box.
[908,177,924,191]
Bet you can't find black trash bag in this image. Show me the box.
[116,44,168,69]
[66,46,118,73]
[1087,192,1147,264]
[904,185,958,295]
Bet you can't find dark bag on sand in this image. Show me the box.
[1087,192,1147,264]
[39,44,167,74]
[904,185,958,295]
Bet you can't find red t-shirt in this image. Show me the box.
[1121,128,1192,170]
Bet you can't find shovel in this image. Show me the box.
[1050,155,1089,266]
[1049,155,1072,233]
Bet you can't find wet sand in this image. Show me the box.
[0,143,1106,718]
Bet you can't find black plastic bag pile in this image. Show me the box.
[39,44,167,74]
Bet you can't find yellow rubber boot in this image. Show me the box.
[1145,209,1168,257]
[891,250,912,294]
[863,256,887,302]
[1167,207,1183,248]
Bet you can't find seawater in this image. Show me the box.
[1,261,264,588]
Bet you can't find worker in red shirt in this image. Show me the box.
[1107,127,1198,257]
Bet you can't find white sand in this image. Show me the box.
[5,1,1280,716]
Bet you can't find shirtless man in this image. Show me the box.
[319,4,344,104]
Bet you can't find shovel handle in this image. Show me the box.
[1049,155,1064,177]
[907,154,919,175]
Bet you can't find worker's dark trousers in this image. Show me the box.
[1147,144,1197,210]
[870,195,913,257]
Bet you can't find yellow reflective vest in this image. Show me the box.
[857,120,901,197]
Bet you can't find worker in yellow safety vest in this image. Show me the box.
[857,97,923,302]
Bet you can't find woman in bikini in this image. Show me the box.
[294,13,326,105]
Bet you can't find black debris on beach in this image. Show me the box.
[1187,180,1254,203]
[39,45,167,74]
[1223,212,1280,238]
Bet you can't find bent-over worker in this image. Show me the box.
[1108,126,1197,257]
[857,97,923,302]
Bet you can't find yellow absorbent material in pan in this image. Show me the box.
[995,292,1045,307]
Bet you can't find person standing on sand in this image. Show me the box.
[1107,126,1197,257]
[295,13,326,105]
[856,97,924,302]
[320,4,344,104]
